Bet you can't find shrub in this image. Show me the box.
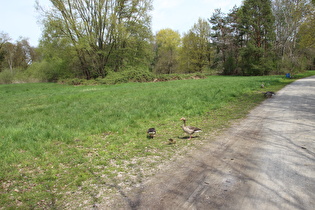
[57,69,208,86]
[58,78,85,85]
[101,67,155,84]
[276,55,308,75]
[26,59,72,82]
[0,69,14,84]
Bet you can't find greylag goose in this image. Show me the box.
[264,91,275,98]
[180,117,202,140]
[147,128,156,139]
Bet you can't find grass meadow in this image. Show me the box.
[1,72,314,208]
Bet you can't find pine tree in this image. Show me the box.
[238,0,275,75]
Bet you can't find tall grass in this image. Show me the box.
[0,73,314,208]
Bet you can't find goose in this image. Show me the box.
[180,117,202,140]
[264,91,275,98]
[147,128,156,139]
[168,138,176,144]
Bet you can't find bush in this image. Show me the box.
[0,69,14,84]
[100,67,155,84]
[58,68,208,86]
[26,59,72,82]
[276,55,308,75]
[58,78,93,85]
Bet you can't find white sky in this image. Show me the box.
[0,0,243,47]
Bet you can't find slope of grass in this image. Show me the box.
[0,72,314,208]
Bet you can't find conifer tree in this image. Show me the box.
[238,0,275,75]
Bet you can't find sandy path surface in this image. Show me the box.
[111,76,315,210]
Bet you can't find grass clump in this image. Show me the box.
[0,71,314,208]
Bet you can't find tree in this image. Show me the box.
[238,0,276,75]
[209,7,241,75]
[0,32,11,71]
[298,13,315,49]
[154,28,181,74]
[209,9,230,67]
[38,17,79,80]
[14,39,36,69]
[272,0,314,73]
[37,0,153,79]
[272,0,313,58]
[3,42,15,71]
[180,18,211,73]
[297,2,315,69]
[0,37,36,72]
[208,0,314,75]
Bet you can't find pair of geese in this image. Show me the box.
[148,89,275,139]
[147,117,202,140]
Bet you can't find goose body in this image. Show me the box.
[264,91,275,98]
[147,128,156,139]
[180,117,202,140]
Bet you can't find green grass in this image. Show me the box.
[1,71,314,208]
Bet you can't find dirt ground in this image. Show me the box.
[105,76,315,210]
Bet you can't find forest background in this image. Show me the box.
[0,0,314,84]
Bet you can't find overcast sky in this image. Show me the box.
[0,0,243,47]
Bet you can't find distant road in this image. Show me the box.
[111,76,315,210]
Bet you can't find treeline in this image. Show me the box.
[0,34,40,83]
[0,0,314,84]
[156,0,315,76]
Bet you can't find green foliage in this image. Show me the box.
[154,29,181,74]
[276,55,310,74]
[2,0,312,83]
[238,0,276,75]
[209,1,280,75]
[239,0,275,47]
[101,68,155,84]
[223,53,237,75]
[26,58,72,82]
[240,43,265,75]
[59,71,208,85]
[209,7,240,75]
[298,13,315,49]
[0,69,14,84]
[38,0,153,79]
[180,19,212,73]
[0,37,37,72]
[36,20,80,80]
